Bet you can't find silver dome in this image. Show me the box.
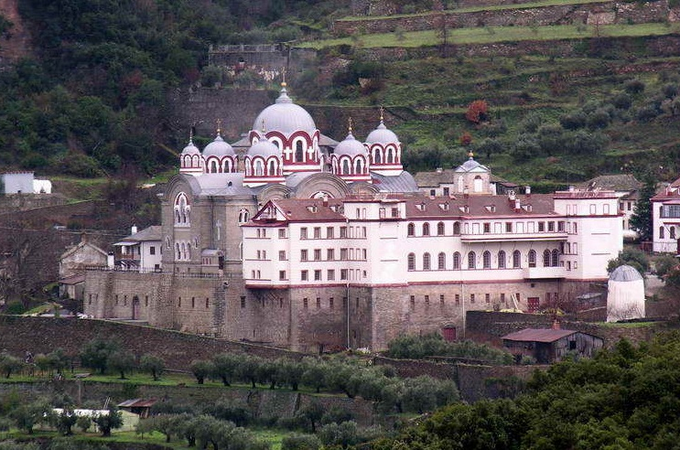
[366,121,399,144]
[334,133,367,157]
[455,155,489,173]
[181,139,201,155]
[252,87,317,135]
[248,137,280,158]
[203,134,235,157]
[609,265,644,282]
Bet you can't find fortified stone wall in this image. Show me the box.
[0,316,303,369]
[350,0,546,16]
[335,0,676,35]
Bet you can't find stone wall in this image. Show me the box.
[351,0,549,16]
[0,380,377,426]
[335,1,676,35]
[0,316,303,370]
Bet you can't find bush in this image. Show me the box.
[624,78,645,94]
[465,100,489,124]
[511,134,542,161]
[612,92,632,110]
[281,433,322,450]
[559,111,587,130]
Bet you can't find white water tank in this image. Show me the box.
[607,265,645,322]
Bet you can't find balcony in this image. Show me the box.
[523,266,566,279]
[461,231,567,243]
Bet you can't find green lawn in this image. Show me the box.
[298,23,680,49]
[337,0,615,21]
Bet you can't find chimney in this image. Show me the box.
[107,252,115,268]
[131,224,138,235]
[463,187,469,199]
[515,199,521,211]
[436,167,443,173]
[322,194,329,207]
[508,190,516,202]
[80,232,88,244]
[568,185,575,193]
[551,318,561,330]
[525,185,531,197]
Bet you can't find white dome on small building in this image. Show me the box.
[365,109,403,176]
[334,132,367,157]
[180,137,203,175]
[607,264,645,322]
[248,137,280,158]
[203,133,235,158]
[366,121,399,145]
[331,127,371,183]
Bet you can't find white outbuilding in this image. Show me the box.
[607,265,645,322]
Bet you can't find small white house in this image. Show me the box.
[113,226,163,272]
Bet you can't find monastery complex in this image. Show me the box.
[84,84,623,352]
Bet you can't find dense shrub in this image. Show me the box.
[385,332,513,364]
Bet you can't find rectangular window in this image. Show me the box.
[340,269,348,280]
[314,270,322,281]
[424,295,430,305]
[279,270,286,281]
[440,294,445,304]
[300,228,308,239]
[316,297,321,308]
[240,296,246,308]
[470,294,475,303]
[314,227,321,239]
[483,223,491,233]
[340,248,348,260]
[303,298,308,309]
[505,222,513,232]
[329,298,334,309]
[392,207,399,218]
[279,250,286,261]
[278,229,286,239]
[300,249,308,261]
[340,227,347,238]
[538,222,545,232]
[590,204,596,214]
[410,295,415,309]
[327,269,335,281]
[501,293,506,303]
[443,187,450,196]
[314,249,321,261]
[548,221,555,232]
[455,294,460,305]
[150,246,156,255]
[485,293,490,303]
[362,249,367,260]
[301,270,308,281]
[327,227,334,239]
[327,248,335,260]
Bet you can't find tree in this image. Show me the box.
[319,421,359,448]
[11,401,51,434]
[79,338,120,374]
[466,100,489,124]
[55,408,77,436]
[281,432,322,450]
[140,354,165,381]
[190,360,214,385]
[235,355,261,388]
[92,407,123,437]
[607,248,650,276]
[301,359,328,393]
[76,415,92,433]
[630,174,656,242]
[0,353,23,379]
[297,401,325,433]
[48,348,70,376]
[212,353,241,386]
[107,350,136,379]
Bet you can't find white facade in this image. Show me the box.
[651,181,680,253]
[243,190,622,292]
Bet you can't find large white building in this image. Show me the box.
[651,177,680,253]
[85,83,624,352]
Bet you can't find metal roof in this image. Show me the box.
[501,328,578,343]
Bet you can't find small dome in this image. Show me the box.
[455,154,489,173]
[181,139,200,156]
[334,132,367,157]
[252,87,317,135]
[609,265,644,282]
[203,133,235,157]
[248,136,280,158]
[366,121,399,144]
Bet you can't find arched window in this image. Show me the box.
[407,223,415,237]
[437,222,445,236]
[355,158,364,174]
[423,253,431,270]
[407,253,415,271]
[245,159,252,176]
[552,249,560,267]
[268,159,277,176]
[175,243,181,260]
[342,159,350,175]
[473,175,483,193]
[468,252,476,270]
[528,250,537,268]
[210,160,218,173]
[498,251,506,269]
[223,159,232,173]
[438,252,446,270]
[386,148,394,164]
[483,251,491,269]
[543,249,551,267]
[660,226,666,239]
[181,242,186,261]
[295,141,304,162]
[453,222,461,235]
[254,160,264,176]
[512,250,521,268]
[239,209,250,224]
[174,192,190,225]
[374,148,382,164]
[422,223,430,236]
[453,252,461,270]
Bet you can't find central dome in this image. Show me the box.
[252,87,317,135]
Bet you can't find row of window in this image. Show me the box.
[178,296,211,309]
[299,226,367,240]
[407,249,561,271]
[406,220,575,237]
[302,296,347,310]
[175,241,193,261]
[255,268,368,282]
[658,225,678,240]
[299,248,367,262]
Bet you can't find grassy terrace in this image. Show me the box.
[298,23,680,49]
[336,0,614,21]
